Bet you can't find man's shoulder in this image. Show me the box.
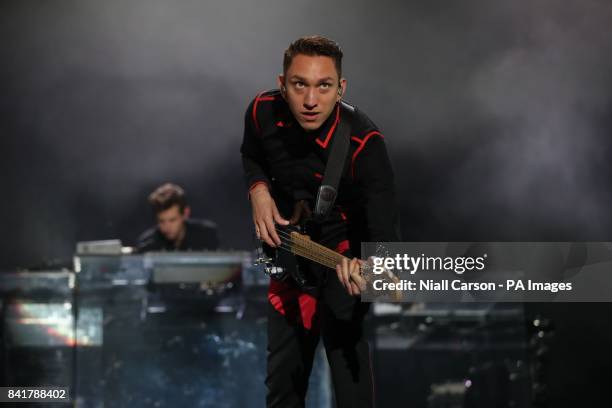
[184,219,219,250]
[340,100,379,135]
[247,89,284,113]
[339,100,383,153]
[246,89,287,135]
[257,89,282,99]
[185,218,218,232]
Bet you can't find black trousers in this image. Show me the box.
[265,266,374,408]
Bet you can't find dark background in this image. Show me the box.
[2,0,612,405]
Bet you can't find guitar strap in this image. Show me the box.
[313,102,353,221]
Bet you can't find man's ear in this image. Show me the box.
[337,78,347,102]
[183,206,191,219]
[278,75,287,99]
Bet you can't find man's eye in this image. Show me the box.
[294,82,305,89]
[320,83,331,89]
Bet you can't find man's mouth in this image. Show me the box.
[301,112,319,121]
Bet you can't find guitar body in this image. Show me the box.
[261,223,322,293]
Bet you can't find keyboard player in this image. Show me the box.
[136,183,219,252]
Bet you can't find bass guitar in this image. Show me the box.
[255,224,402,301]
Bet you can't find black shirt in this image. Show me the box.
[136,219,219,253]
[240,89,400,257]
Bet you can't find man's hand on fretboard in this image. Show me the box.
[336,257,367,296]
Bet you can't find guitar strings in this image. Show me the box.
[274,228,344,262]
[275,242,337,269]
[275,233,342,269]
[275,229,338,260]
[275,237,394,289]
[273,229,363,272]
[274,233,336,264]
[277,239,340,269]
[274,229,347,268]
[269,228,381,280]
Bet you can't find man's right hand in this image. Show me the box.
[249,184,289,247]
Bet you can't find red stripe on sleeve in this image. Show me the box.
[252,92,264,134]
[252,93,276,135]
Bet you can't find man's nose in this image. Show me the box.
[303,89,317,109]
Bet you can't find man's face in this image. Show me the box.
[156,205,188,241]
[279,54,346,131]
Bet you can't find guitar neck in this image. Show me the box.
[286,230,350,270]
[277,227,402,301]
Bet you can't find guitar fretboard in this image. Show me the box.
[281,230,349,270]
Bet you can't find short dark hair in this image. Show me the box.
[148,183,187,213]
[283,35,343,78]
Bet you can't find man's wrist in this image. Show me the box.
[248,182,269,199]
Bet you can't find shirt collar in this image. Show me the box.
[281,102,341,149]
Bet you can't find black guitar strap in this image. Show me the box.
[313,103,352,220]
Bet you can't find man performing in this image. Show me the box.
[241,35,400,407]
[137,183,219,252]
